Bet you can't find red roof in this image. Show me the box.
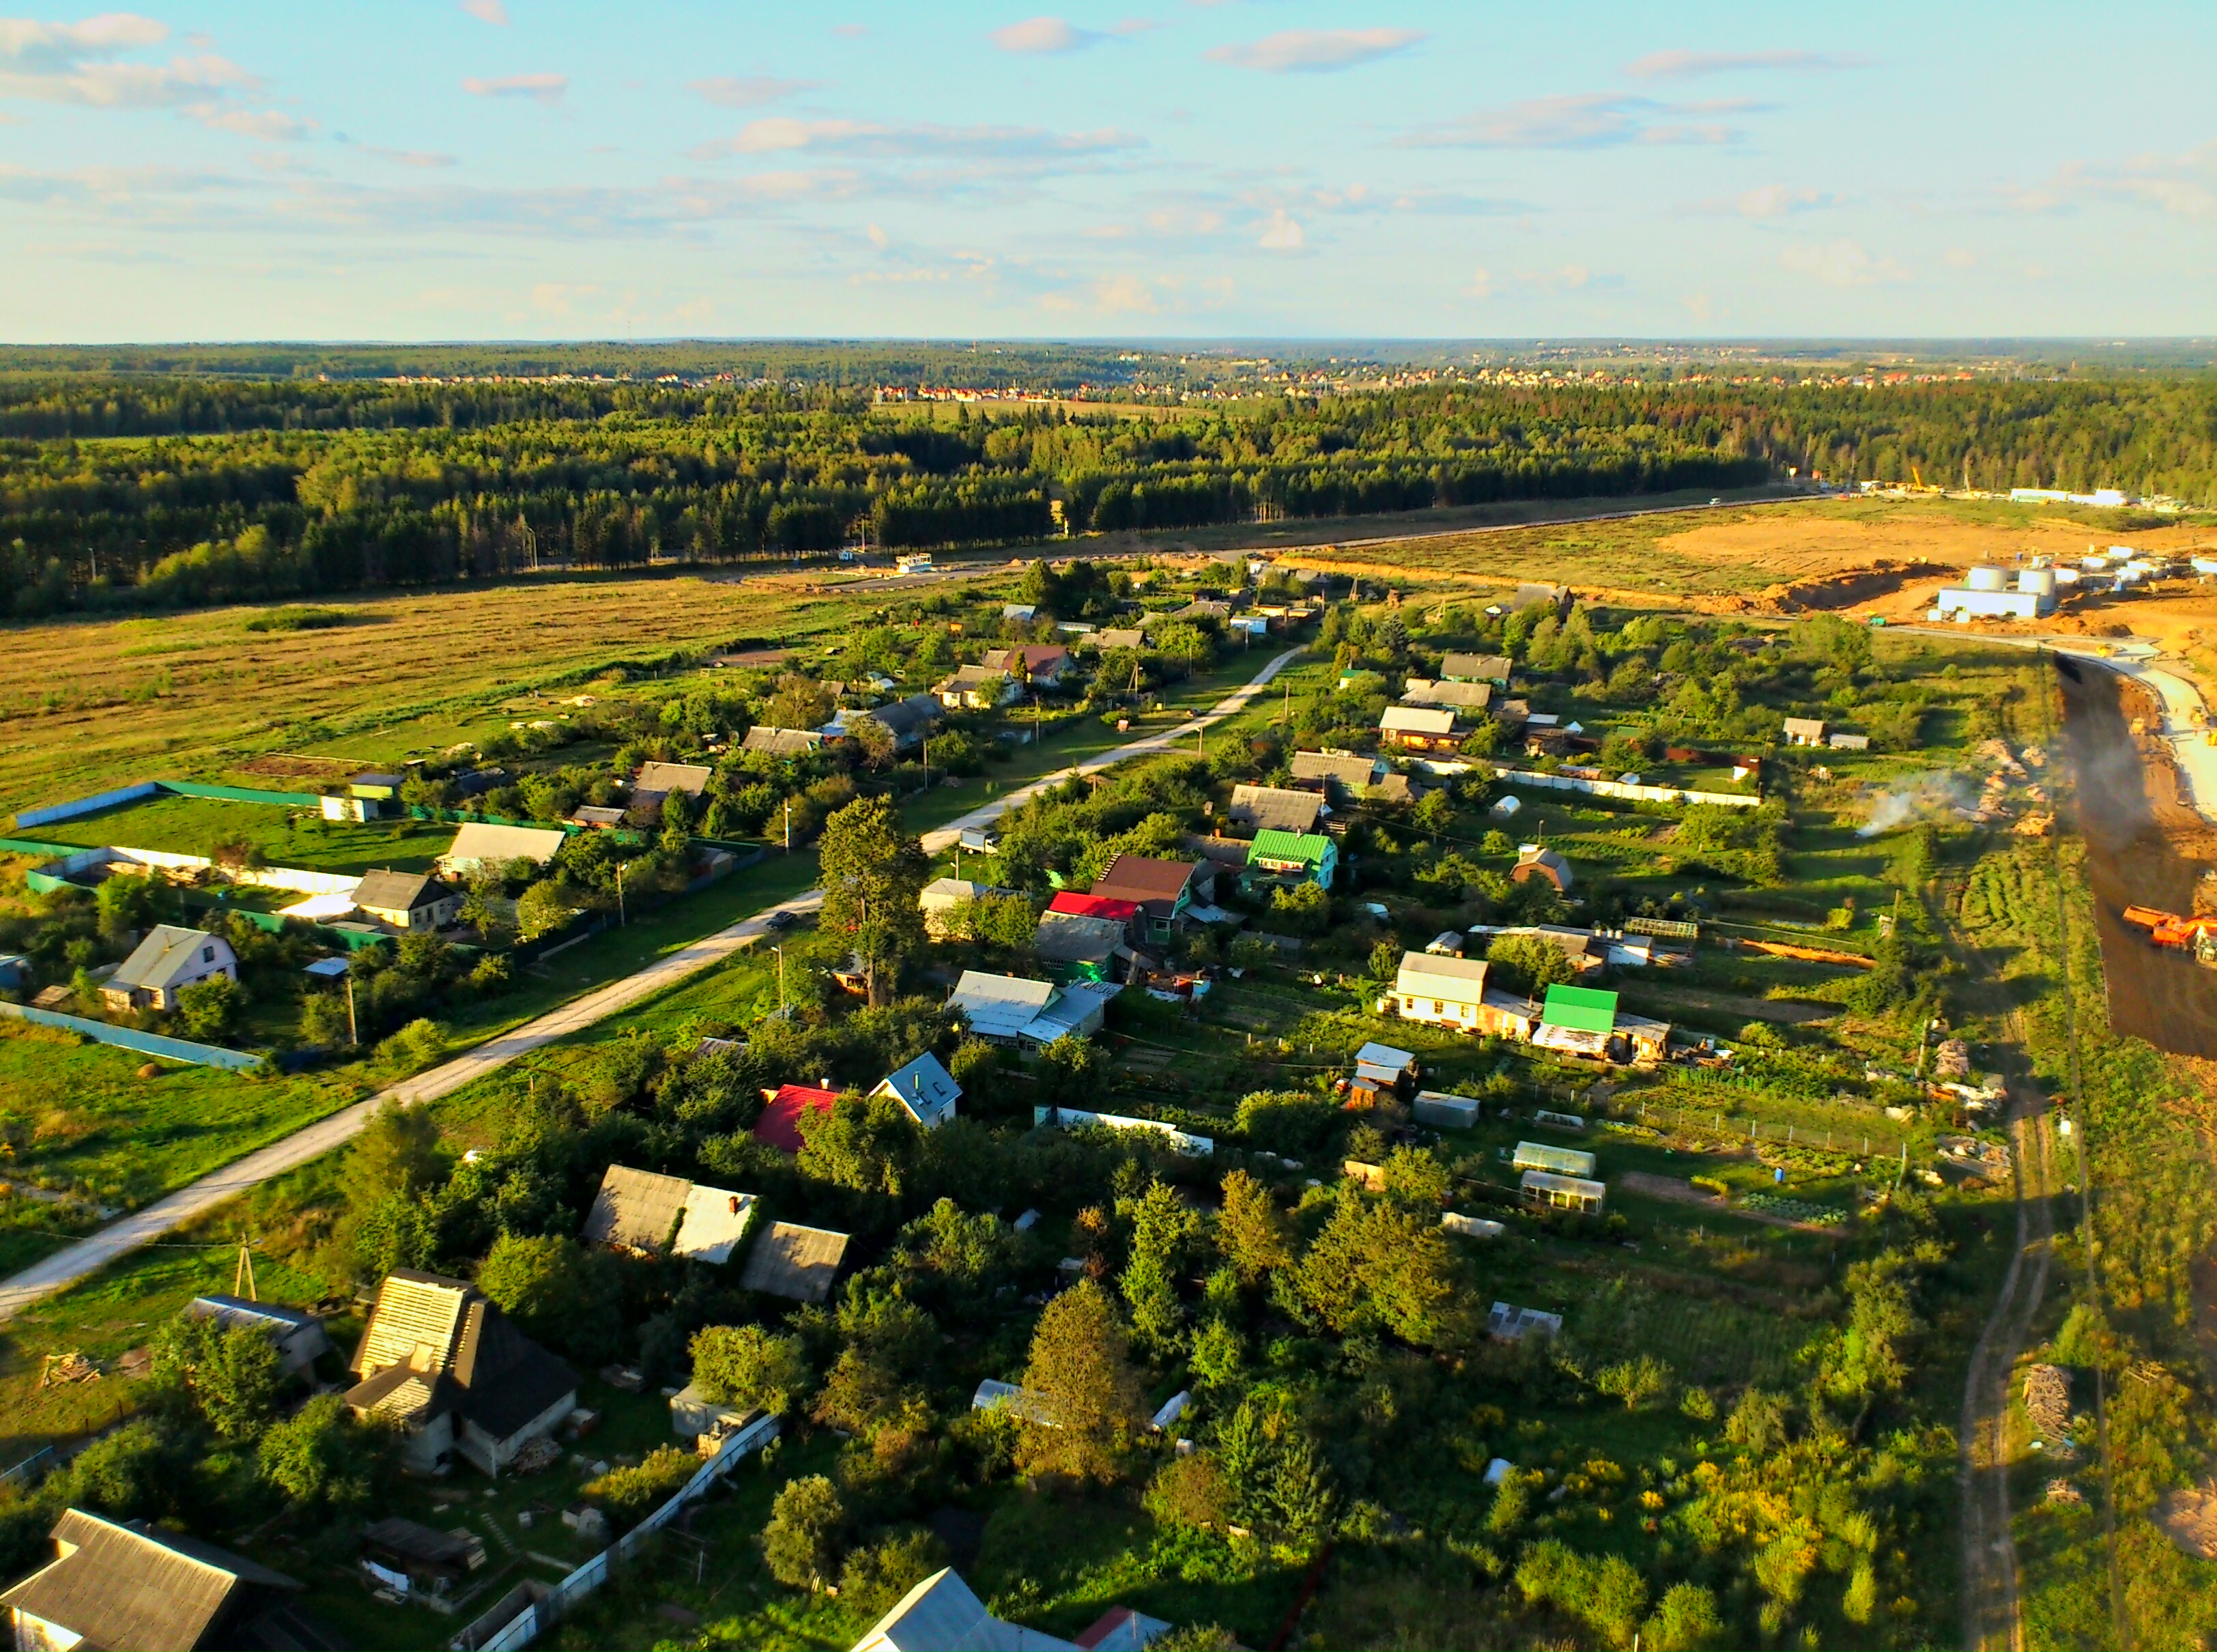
[754,1085,840,1154]
[1048,891,1141,922]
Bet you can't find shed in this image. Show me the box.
[1514,1141,1599,1178]
[361,1518,483,1585]
[1827,731,1871,751]
[568,805,628,829]
[1782,718,1827,747]
[669,1383,762,1442]
[741,726,823,758]
[1511,846,1572,892]
[1489,1302,1566,1340]
[739,1222,850,1303]
[184,1295,332,1378]
[1413,1091,1481,1130]
[1035,911,1127,980]
[1442,653,1513,684]
[920,877,990,939]
[1355,1040,1418,1077]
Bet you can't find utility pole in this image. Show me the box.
[783,798,792,853]
[345,973,358,1046]
[616,861,628,927]
[771,944,786,1014]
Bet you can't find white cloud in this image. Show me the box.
[1734,183,1825,218]
[1944,246,1976,268]
[1625,48,1868,79]
[530,281,599,315]
[460,0,509,24]
[187,103,313,141]
[1041,273,1161,314]
[698,116,1142,163]
[1467,266,1493,298]
[461,72,566,104]
[1402,92,1748,149]
[1207,28,1423,74]
[2035,139,2217,220]
[0,14,169,70]
[866,221,887,246]
[990,16,1097,53]
[690,74,820,109]
[1779,238,1909,286]
[1523,264,1589,291]
[1256,208,1302,249]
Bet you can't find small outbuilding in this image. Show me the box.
[1511,845,1572,892]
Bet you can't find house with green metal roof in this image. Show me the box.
[1541,984,1617,1033]
[1532,983,1672,1064]
[1242,827,1337,891]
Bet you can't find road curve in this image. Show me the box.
[0,647,1305,1323]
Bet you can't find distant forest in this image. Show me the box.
[0,367,2212,619]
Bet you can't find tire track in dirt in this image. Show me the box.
[1960,1090,2055,1652]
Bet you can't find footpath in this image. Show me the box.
[0,649,1304,1323]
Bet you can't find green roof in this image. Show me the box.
[1541,983,1618,1034]
[1250,828,1330,867]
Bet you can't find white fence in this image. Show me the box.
[16,782,161,829]
[1489,768,1764,810]
[89,845,362,897]
[1035,1105,1214,1157]
[452,1412,780,1652]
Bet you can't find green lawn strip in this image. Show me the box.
[30,795,459,875]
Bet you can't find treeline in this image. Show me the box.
[2,373,2212,618]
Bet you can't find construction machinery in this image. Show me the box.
[2121,905,2217,966]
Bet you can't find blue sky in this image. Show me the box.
[1,1,2212,341]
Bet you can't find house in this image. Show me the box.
[568,804,628,829]
[1184,834,1251,883]
[851,1567,1080,1652]
[1245,828,1337,890]
[635,760,713,798]
[1531,983,1620,1059]
[183,1294,332,1378]
[864,692,943,752]
[739,1221,850,1303]
[1511,846,1573,892]
[948,969,1119,1048]
[1521,1169,1606,1215]
[755,1084,842,1154]
[100,925,237,1013]
[1515,582,1569,614]
[1034,909,1128,982]
[982,645,1071,687]
[743,726,825,758]
[936,665,1014,709]
[1226,784,1324,836]
[1782,717,1827,747]
[441,821,566,874]
[1095,627,1147,652]
[921,877,991,939]
[872,1052,962,1128]
[1289,749,1384,800]
[1,1509,306,1651]
[1386,952,1541,1038]
[1402,679,1494,713]
[325,771,405,822]
[351,869,462,934]
[343,1270,578,1476]
[581,1165,757,1262]
[1349,1040,1419,1105]
[1379,704,1462,753]
[1089,854,1207,941]
[1442,652,1513,685]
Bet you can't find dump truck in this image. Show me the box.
[2121,905,2217,965]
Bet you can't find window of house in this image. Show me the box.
[201,947,214,963]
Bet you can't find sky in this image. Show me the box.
[1,1,2213,343]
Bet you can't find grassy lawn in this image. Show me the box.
[32,795,459,875]
[0,1021,356,1213]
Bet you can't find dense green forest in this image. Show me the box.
[1,369,2212,618]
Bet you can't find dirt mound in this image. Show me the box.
[1771,559,1954,613]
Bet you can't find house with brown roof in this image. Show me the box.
[982,644,1071,687]
[352,869,461,934]
[1089,853,1208,943]
[1289,749,1385,800]
[1511,846,1573,892]
[2,1509,306,1651]
[343,1270,578,1477]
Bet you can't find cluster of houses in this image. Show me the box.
[1383,926,1674,1067]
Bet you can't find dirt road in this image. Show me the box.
[1959,1093,2057,1652]
[0,650,1306,1324]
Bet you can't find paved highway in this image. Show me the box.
[0,647,1305,1323]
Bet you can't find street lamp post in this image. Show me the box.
[616,861,628,927]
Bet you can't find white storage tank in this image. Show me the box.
[1966,565,2009,592]
[2018,567,2057,597]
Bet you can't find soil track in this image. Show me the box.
[2055,662,2217,1057]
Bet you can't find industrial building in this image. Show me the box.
[1930,563,2058,621]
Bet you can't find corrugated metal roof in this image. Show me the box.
[676,1183,757,1264]
[1047,891,1141,922]
[582,1165,690,1255]
[635,761,712,795]
[1380,704,1457,735]
[874,1052,962,1125]
[1227,784,1323,835]
[949,971,1057,1040]
[754,1085,840,1154]
[444,821,565,867]
[109,925,226,993]
[1249,828,1329,868]
[1394,952,1489,1001]
[1354,1040,1416,1072]
[352,869,446,914]
[1,1509,300,1651]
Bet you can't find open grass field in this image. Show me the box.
[29,793,460,874]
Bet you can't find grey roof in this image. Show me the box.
[1442,653,1513,683]
[345,1269,576,1442]
[109,925,228,994]
[873,693,944,738]
[1227,784,1323,836]
[1,1509,300,1651]
[1381,704,1458,737]
[1355,1040,1417,1072]
[1403,679,1494,711]
[1393,951,1490,1001]
[874,1052,962,1125]
[852,1567,1081,1652]
[1034,911,1126,965]
[1096,627,1146,650]
[743,726,822,757]
[1289,750,1382,792]
[949,970,1058,1041]
[739,1222,850,1302]
[941,664,1008,691]
[443,821,566,867]
[581,1165,691,1255]
[570,805,628,826]
[352,869,447,915]
[635,761,713,796]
